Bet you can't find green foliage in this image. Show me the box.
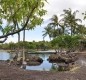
[43,15,63,40]
[1,41,52,50]
[61,8,82,35]
[2,25,13,34]
[51,35,65,49]
[0,0,47,39]
[43,24,53,40]
[8,42,16,50]
[43,8,86,51]
[64,35,80,49]
[51,35,81,51]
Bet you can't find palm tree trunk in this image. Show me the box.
[49,35,52,41]
[71,27,73,36]
[18,33,20,43]
[17,32,20,58]
[62,26,65,35]
[22,29,25,63]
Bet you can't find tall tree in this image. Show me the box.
[61,8,82,36]
[43,24,53,40]
[0,0,47,42]
[49,15,63,38]
[0,0,47,64]
[22,14,45,62]
[49,15,59,30]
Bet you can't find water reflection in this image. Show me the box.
[26,53,52,71]
[26,60,52,71]
[0,51,54,71]
[0,50,10,60]
[50,63,58,71]
[0,51,82,71]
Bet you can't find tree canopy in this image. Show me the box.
[0,0,47,42]
[43,9,86,52]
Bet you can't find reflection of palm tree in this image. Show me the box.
[61,8,82,36]
[41,54,46,60]
[50,63,58,71]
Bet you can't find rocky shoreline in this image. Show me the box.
[0,53,86,80]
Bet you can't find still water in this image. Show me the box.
[26,54,53,71]
[0,50,57,71]
[0,50,10,60]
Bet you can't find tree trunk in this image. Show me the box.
[71,26,73,36]
[17,32,20,58]
[22,29,25,63]
[18,33,20,43]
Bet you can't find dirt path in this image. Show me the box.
[0,53,86,80]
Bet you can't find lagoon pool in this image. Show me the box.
[0,50,57,71]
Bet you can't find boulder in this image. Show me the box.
[27,61,42,66]
[48,53,78,63]
[26,56,43,66]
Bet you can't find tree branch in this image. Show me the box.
[0,1,39,39]
[0,37,8,43]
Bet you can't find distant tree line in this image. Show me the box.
[0,41,52,51]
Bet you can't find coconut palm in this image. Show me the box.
[76,25,86,36]
[22,16,45,62]
[49,15,64,38]
[82,12,86,36]
[49,15,59,30]
[43,24,53,40]
[43,15,65,40]
[61,8,82,36]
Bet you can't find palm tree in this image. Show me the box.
[76,25,86,36]
[49,15,59,30]
[49,15,64,38]
[22,16,44,63]
[43,15,64,40]
[43,24,53,40]
[82,12,86,36]
[61,8,82,36]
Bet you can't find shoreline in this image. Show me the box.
[0,53,86,80]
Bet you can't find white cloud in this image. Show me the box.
[44,0,86,20]
[73,0,86,6]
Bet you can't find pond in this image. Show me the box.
[0,50,58,71]
[26,53,56,71]
[0,50,85,71]
[0,50,18,61]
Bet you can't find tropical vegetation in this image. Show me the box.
[43,8,86,52]
[0,1,86,64]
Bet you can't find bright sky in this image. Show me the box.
[5,0,86,43]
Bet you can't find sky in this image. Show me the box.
[3,0,86,43]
